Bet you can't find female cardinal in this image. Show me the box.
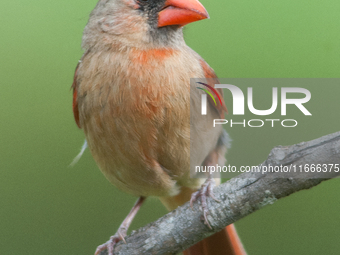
[72,0,246,254]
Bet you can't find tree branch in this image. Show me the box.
[100,131,340,255]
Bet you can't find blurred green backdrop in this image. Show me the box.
[1,0,339,254]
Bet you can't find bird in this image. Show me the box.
[72,0,246,254]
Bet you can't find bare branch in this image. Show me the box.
[99,131,340,255]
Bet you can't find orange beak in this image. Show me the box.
[158,0,209,27]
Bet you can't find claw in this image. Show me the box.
[207,181,221,203]
[95,234,123,255]
[190,178,220,229]
[119,232,126,244]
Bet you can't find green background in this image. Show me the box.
[1,0,339,254]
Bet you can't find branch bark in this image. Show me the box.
[100,131,340,255]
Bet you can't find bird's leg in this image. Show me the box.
[94,196,146,255]
[190,174,221,229]
[190,132,229,229]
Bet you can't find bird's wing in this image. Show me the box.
[72,62,81,129]
[199,59,228,118]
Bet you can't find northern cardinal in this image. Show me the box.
[72,0,246,254]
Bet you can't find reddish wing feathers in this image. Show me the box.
[72,63,81,129]
[199,59,228,118]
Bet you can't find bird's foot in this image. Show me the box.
[94,197,145,255]
[190,178,221,229]
[94,229,126,255]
